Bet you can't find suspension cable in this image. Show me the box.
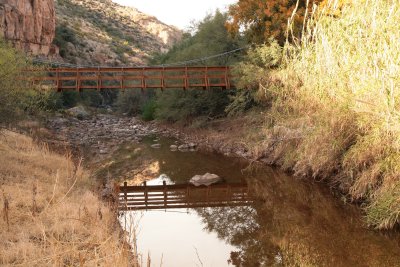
[31,46,248,68]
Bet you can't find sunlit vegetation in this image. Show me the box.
[0,130,132,265]
[237,0,400,229]
[116,0,400,230]
[226,0,323,44]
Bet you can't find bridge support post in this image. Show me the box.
[143,181,148,210]
[163,181,167,208]
[123,181,127,209]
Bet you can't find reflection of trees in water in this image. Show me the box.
[195,165,400,267]
[196,205,283,266]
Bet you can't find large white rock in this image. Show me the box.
[189,173,222,186]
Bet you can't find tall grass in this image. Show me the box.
[264,0,400,229]
[0,130,134,266]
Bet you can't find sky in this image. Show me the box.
[112,0,238,30]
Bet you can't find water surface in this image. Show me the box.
[113,136,400,266]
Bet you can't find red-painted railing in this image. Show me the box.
[26,66,234,91]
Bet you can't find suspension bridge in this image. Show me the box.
[26,47,248,91]
[27,66,234,91]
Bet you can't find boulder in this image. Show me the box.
[189,173,222,186]
[170,144,178,151]
[66,106,90,120]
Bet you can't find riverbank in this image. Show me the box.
[41,110,400,232]
[0,129,133,266]
[39,111,400,266]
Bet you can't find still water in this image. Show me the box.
[110,136,400,266]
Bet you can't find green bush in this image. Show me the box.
[22,90,63,113]
[225,39,283,116]
[0,39,63,126]
[155,89,230,123]
[53,23,78,57]
[141,99,156,121]
[0,40,29,123]
[115,89,154,116]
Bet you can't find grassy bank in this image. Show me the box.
[256,0,400,229]
[0,130,131,266]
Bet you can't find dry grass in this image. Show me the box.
[0,130,133,266]
[260,0,400,228]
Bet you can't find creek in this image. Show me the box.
[47,115,400,266]
[111,136,400,267]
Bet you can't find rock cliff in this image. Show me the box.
[0,0,56,56]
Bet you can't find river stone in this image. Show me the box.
[99,149,108,154]
[178,144,190,150]
[188,142,197,148]
[151,144,161,148]
[170,145,178,151]
[190,173,222,186]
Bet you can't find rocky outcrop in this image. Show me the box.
[0,0,56,56]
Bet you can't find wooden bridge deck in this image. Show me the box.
[27,66,234,91]
[119,182,252,211]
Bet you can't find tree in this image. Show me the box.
[226,0,323,45]
[148,10,245,123]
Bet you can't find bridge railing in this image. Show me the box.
[25,66,234,91]
[119,181,251,211]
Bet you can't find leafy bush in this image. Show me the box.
[0,47,27,124]
[155,89,230,123]
[21,90,63,113]
[141,99,156,121]
[53,23,78,57]
[0,39,63,126]
[225,39,283,116]
[115,89,154,116]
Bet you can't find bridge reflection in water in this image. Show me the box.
[118,181,252,211]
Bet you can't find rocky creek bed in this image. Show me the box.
[45,113,252,161]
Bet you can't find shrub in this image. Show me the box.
[53,23,78,57]
[0,39,61,125]
[115,89,154,116]
[155,89,230,123]
[226,39,283,116]
[141,99,156,121]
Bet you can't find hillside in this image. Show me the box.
[54,0,182,66]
